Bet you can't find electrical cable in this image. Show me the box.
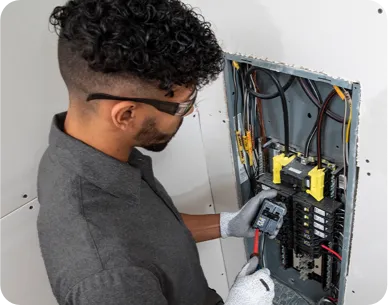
[317,89,338,168]
[232,63,254,195]
[321,245,342,261]
[245,67,290,154]
[298,78,343,123]
[304,89,337,158]
[328,297,338,304]
[245,69,295,100]
[304,125,318,158]
[303,81,325,157]
[308,79,324,106]
[252,71,266,142]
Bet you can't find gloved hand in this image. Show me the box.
[225,256,275,305]
[220,189,279,238]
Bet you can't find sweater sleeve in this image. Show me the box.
[65,267,168,305]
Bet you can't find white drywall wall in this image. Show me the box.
[0,0,228,303]
[186,0,387,304]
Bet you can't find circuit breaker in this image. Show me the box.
[224,54,359,304]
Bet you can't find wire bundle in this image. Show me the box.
[244,67,294,155]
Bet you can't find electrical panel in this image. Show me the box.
[224,54,359,304]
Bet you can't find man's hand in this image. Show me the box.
[225,256,274,305]
[220,190,279,238]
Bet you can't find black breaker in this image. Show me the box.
[293,192,341,257]
[258,173,343,287]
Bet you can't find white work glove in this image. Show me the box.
[220,190,280,238]
[225,256,275,305]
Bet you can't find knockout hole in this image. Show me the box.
[336,145,339,149]
[29,206,33,210]
[22,194,28,199]
[307,113,312,118]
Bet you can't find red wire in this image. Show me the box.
[328,296,338,303]
[321,244,342,261]
[253,229,260,255]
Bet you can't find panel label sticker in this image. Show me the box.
[314,229,327,239]
[314,222,325,231]
[314,215,325,223]
[314,208,326,217]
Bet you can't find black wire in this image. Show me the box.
[298,78,343,123]
[304,125,318,158]
[245,69,295,99]
[304,89,337,158]
[317,90,337,168]
[245,67,290,154]
[303,80,324,157]
[308,80,324,106]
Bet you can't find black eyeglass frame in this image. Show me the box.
[86,90,197,117]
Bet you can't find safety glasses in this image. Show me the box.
[86,89,197,117]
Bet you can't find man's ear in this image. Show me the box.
[111,101,136,130]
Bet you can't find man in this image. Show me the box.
[37,0,277,304]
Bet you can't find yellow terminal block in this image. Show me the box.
[306,166,325,201]
[272,154,296,184]
[235,131,245,165]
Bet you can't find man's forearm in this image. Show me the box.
[180,214,221,243]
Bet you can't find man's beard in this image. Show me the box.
[135,117,183,152]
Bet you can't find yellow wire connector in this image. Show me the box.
[235,131,245,165]
[306,166,325,201]
[272,154,296,184]
[232,61,240,70]
[244,131,254,166]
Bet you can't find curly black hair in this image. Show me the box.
[50,0,224,96]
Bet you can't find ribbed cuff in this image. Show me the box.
[220,212,235,238]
